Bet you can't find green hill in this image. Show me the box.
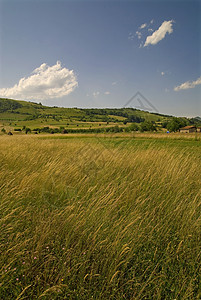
[0,98,197,134]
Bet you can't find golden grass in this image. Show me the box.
[0,135,200,299]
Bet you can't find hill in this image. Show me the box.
[0,98,199,134]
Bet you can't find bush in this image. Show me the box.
[1,128,6,133]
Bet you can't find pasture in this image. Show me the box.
[0,133,200,299]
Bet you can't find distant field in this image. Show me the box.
[0,134,200,299]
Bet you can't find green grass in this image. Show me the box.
[0,134,200,299]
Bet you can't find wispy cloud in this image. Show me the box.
[161,71,165,76]
[135,31,142,39]
[139,23,147,29]
[0,61,78,100]
[104,91,110,95]
[112,81,117,86]
[92,91,100,98]
[174,76,201,91]
[128,32,135,41]
[144,20,174,47]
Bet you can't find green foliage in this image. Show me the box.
[129,123,139,131]
[25,128,31,134]
[140,121,157,132]
[166,117,189,132]
[0,98,22,112]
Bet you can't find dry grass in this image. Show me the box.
[0,135,200,299]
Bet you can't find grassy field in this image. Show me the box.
[0,134,200,299]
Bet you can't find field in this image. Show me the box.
[0,133,200,299]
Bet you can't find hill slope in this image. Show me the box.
[0,98,198,133]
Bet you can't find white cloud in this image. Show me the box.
[0,61,78,100]
[148,28,153,32]
[92,91,100,98]
[139,42,143,48]
[128,32,135,41]
[150,19,154,24]
[140,23,147,29]
[161,71,165,76]
[104,91,110,95]
[136,30,142,39]
[112,81,117,85]
[174,76,201,91]
[144,20,174,47]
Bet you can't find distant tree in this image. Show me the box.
[1,128,6,134]
[129,123,139,131]
[166,117,188,132]
[140,121,157,132]
[25,128,31,134]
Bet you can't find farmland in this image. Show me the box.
[1,98,200,135]
[0,133,200,299]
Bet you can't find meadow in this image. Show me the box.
[0,133,200,299]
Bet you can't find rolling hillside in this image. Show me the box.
[0,98,198,134]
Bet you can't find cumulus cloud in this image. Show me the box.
[0,61,78,100]
[161,71,165,76]
[144,20,174,47]
[104,91,110,95]
[174,76,201,91]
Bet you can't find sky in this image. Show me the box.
[0,0,200,117]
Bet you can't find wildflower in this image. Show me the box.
[22,262,25,265]
[16,278,19,281]
[34,257,37,260]
[62,247,65,250]
[5,270,7,272]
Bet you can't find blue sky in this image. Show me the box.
[0,0,200,117]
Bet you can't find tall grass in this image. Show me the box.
[0,135,200,299]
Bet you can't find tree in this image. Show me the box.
[1,128,6,134]
[130,123,139,131]
[140,121,157,132]
[25,128,31,134]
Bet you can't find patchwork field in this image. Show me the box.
[0,134,200,299]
